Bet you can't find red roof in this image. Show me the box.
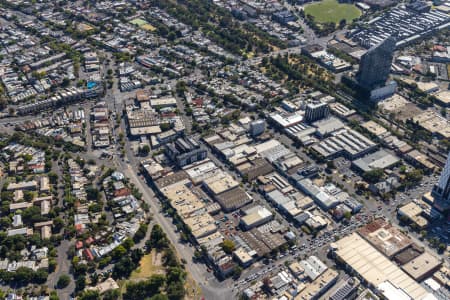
[433,45,446,52]
[75,224,85,232]
[85,237,95,245]
[114,188,131,197]
[192,98,203,107]
[75,241,84,249]
[83,248,94,261]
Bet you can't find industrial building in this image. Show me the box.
[126,109,161,136]
[352,149,400,173]
[240,205,273,230]
[215,187,253,212]
[331,233,435,300]
[401,252,442,282]
[202,171,239,196]
[299,256,328,281]
[350,6,450,49]
[310,128,377,160]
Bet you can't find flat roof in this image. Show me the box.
[184,213,217,239]
[130,126,161,136]
[295,269,338,300]
[313,117,345,136]
[160,179,205,218]
[216,187,252,212]
[156,171,188,188]
[334,233,431,300]
[353,150,400,172]
[401,252,442,281]
[233,247,253,264]
[358,219,412,258]
[398,202,423,218]
[203,171,239,195]
[362,120,388,136]
[435,90,450,104]
[241,206,273,227]
[150,96,177,107]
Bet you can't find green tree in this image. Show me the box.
[57,274,71,289]
[343,211,352,220]
[133,223,148,243]
[34,268,48,284]
[122,238,135,250]
[112,256,136,279]
[48,172,58,184]
[148,225,169,250]
[103,289,120,300]
[49,291,59,300]
[166,280,185,300]
[233,265,243,279]
[150,295,169,300]
[111,245,127,260]
[78,290,100,300]
[75,275,86,291]
[139,145,150,156]
[14,267,34,284]
[405,169,423,186]
[221,239,235,254]
[123,274,165,300]
[362,169,384,183]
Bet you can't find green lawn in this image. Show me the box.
[130,18,148,26]
[304,0,362,24]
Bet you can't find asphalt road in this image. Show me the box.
[46,240,75,299]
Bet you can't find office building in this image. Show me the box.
[432,151,450,203]
[165,137,207,167]
[305,102,329,123]
[357,36,396,89]
[249,119,266,137]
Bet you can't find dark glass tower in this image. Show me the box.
[357,36,396,89]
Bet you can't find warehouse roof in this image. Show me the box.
[402,252,442,281]
[333,233,432,300]
[352,150,400,172]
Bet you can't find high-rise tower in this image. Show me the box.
[432,151,450,202]
[357,36,396,89]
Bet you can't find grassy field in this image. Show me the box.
[304,0,361,24]
[130,18,148,26]
[130,250,165,280]
[127,250,201,299]
[130,18,157,31]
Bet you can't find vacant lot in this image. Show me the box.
[304,0,361,24]
[130,250,165,280]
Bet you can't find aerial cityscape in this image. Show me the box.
[0,0,450,300]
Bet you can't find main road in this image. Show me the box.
[107,106,234,299]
